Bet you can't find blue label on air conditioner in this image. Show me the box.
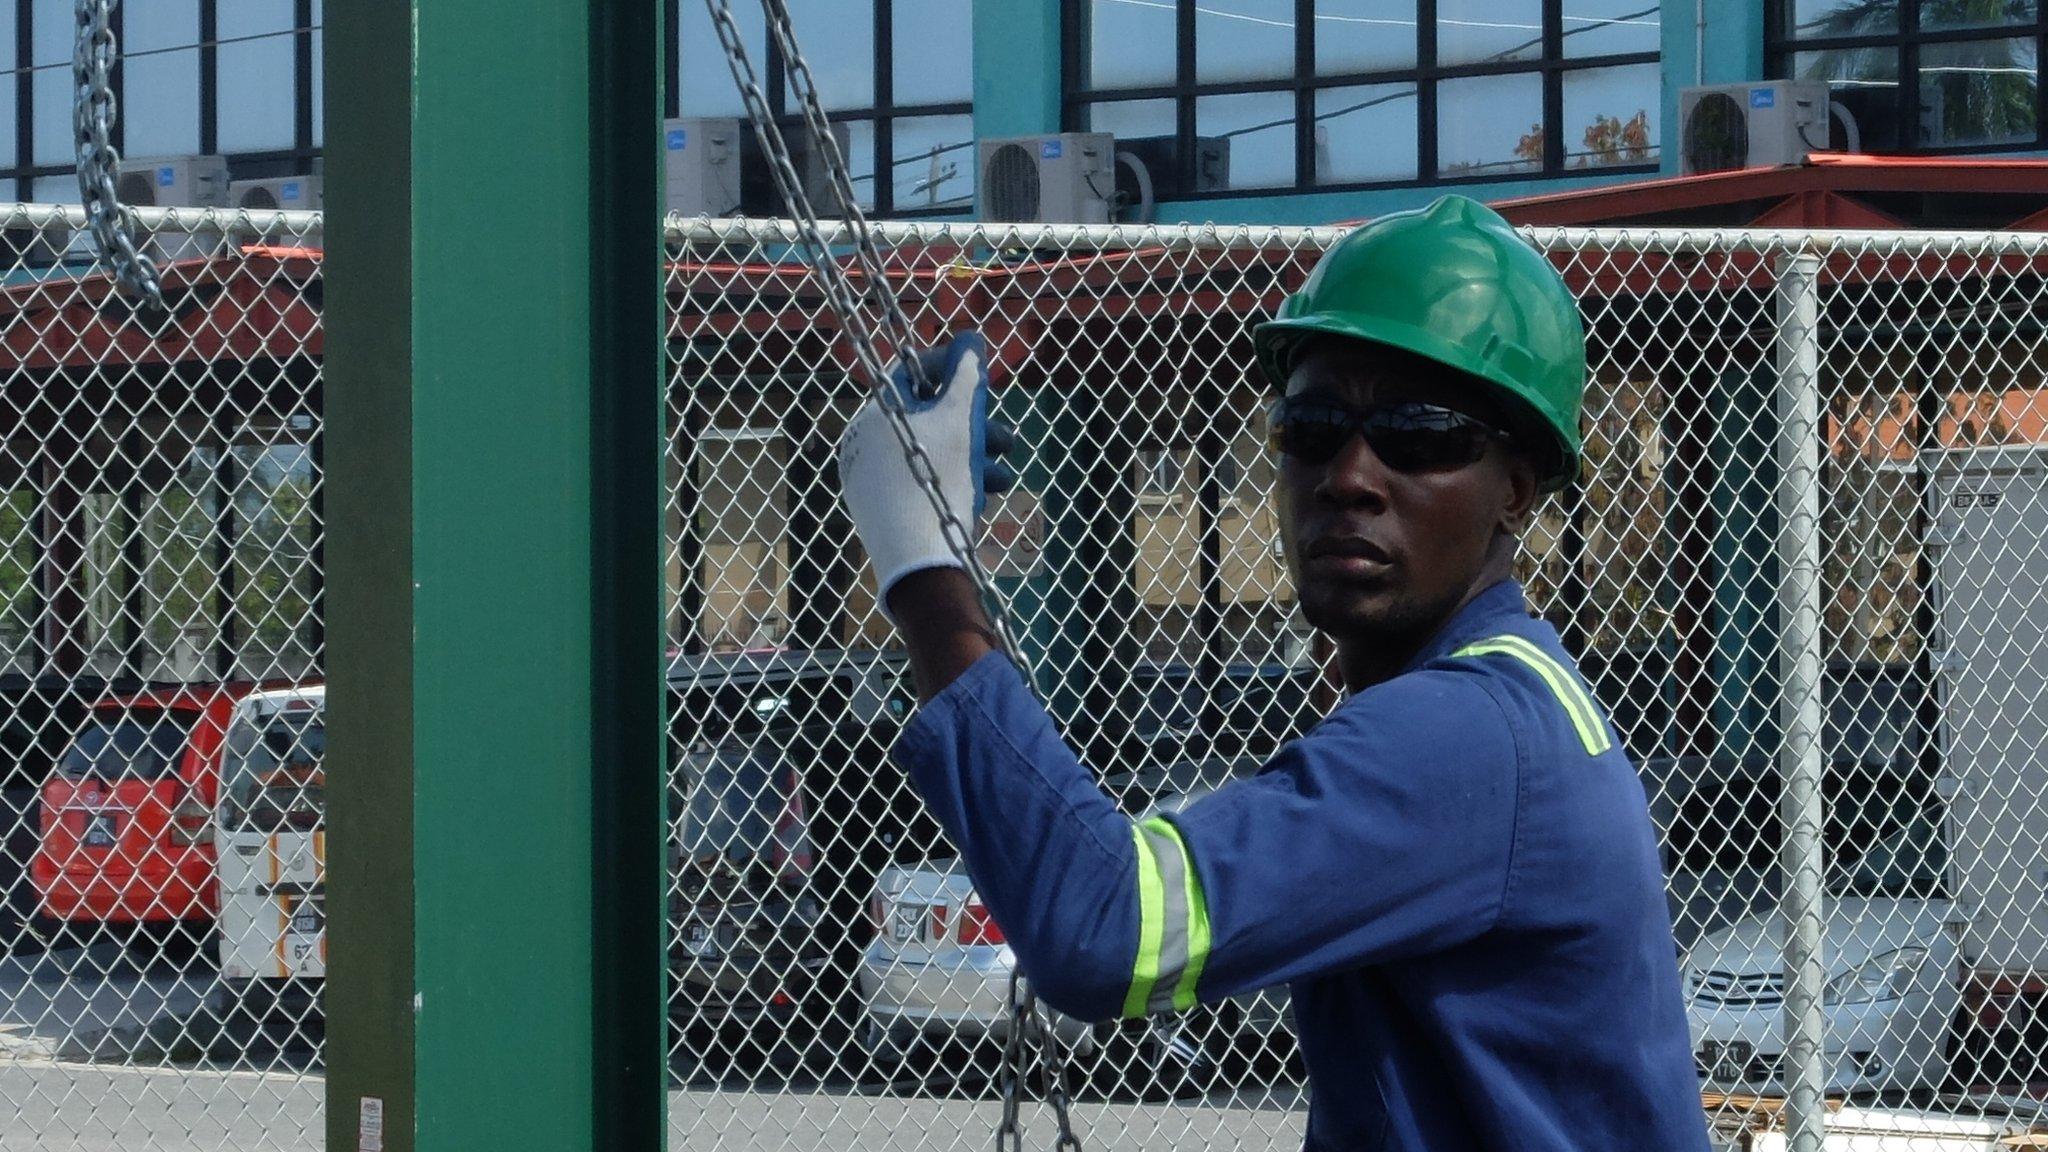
[1040,139,1063,159]
[1750,87,1776,109]
[157,166,175,187]
[281,181,302,202]
[667,127,687,150]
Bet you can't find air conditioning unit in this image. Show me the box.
[664,116,852,218]
[665,117,744,217]
[977,133,1115,224]
[114,155,230,209]
[111,155,232,262]
[1113,134,1229,201]
[229,176,323,211]
[1678,81,1833,175]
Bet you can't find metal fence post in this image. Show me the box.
[324,3,666,1151]
[1772,248,1828,1152]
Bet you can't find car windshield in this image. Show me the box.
[675,670,853,744]
[222,706,326,832]
[59,711,192,781]
[676,742,796,864]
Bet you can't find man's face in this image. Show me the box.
[1274,339,1537,647]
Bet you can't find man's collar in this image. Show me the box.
[1397,578,1529,677]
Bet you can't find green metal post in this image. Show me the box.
[324,3,667,1151]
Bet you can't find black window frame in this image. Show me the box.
[1061,0,1663,198]
[1768,0,2047,154]
[667,0,976,218]
[0,0,324,200]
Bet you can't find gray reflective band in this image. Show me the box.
[1138,821,1190,1016]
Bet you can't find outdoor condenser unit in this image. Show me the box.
[1677,81,1835,175]
[229,176,323,211]
[114,155,231,209]
[977,133,1115,224]
[664,116,852,218]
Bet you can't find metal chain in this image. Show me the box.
[699,0,1023,670]
[700,2,1079,1145]
[72,0,166,310]
[997,971,1083,1152]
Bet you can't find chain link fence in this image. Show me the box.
[3,204,2048,1151]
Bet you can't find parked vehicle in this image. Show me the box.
[28,683,247,951]
[666,648,928,1070]
[1681,446,2048,1097]
[858,753,1290,1099]
[215,685,326,1047]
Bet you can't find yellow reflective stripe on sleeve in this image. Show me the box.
[1455,634,1614,756]
[1124,824,1166,1019]
[1147,818,1212,1012]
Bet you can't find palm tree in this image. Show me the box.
[1792,0,2038,146]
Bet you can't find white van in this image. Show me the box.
[215,685,327,998]
[1684,446,2048,1096]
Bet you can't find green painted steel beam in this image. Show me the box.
[325,3,667,1150]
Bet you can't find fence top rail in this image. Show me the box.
[0,201,323,238]
[0,202,2039,258]
[664,212,2048,257]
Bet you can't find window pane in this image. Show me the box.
[27,175,75,204]
[231,433,318,680]
[141,439,222,683]
[1315,0,1417,74]
[1089,0,1177,88]
[890,113,974,211]
[783,0,874,111]
[841,118,878,209]
[1792,47,1903,149]
[892,0,972,105]
[32,67,67,166]
[1562,63,1659,167]
[1195,0,1295,84]
[1922,0,2037,32]
[1438,0,1542,66]
[1562,0,1659,57]
[1313,82,1417,183]
[312,0,324,147]
[0,12,15,168]
[1784,0,1898,37]
[1196,90,1294,189]
[1919,37,2038,147]
[681,0,766,117]
[31,0,68,64]
[1085,96,1177,142]
[218,0,296,153]
[1437,71,1544,177]
[123,0,202,158]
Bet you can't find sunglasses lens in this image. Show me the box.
[1270,399,1496,473]
[1269,410,1351,464]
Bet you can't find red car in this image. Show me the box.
[30,685,249,937]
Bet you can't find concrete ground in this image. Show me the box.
[0,944,217,1062]
[0,1062,1309,1152]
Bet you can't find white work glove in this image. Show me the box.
[836,330,1017,619]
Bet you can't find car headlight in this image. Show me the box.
[1822,947,1926,1006]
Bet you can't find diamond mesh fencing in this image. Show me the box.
[4,203,2048,1150]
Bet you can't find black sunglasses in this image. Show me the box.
[1266,396,1510,473]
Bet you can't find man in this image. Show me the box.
[836,195,1708,1151]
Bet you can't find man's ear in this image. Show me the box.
[1497,453,1541,536]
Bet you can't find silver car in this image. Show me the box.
[856,757,1295,1098]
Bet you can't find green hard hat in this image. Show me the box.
[1253,194,1587,491]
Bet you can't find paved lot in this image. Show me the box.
[0,945,217,1062]
[0,1062,1308,1152]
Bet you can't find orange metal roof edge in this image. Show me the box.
[1484,152,2048,226]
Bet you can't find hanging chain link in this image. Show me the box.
[72,0,166,311]
[700,0,1022,668]
[699,2,1080,1145]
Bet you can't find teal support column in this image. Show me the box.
[973,1,1062,143]
[1661,0,1770,173]
[1708,368,1782,762]
[993,382,1062,696]
[324,3,667,1151]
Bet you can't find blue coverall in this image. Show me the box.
[893,578,1710,1151]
